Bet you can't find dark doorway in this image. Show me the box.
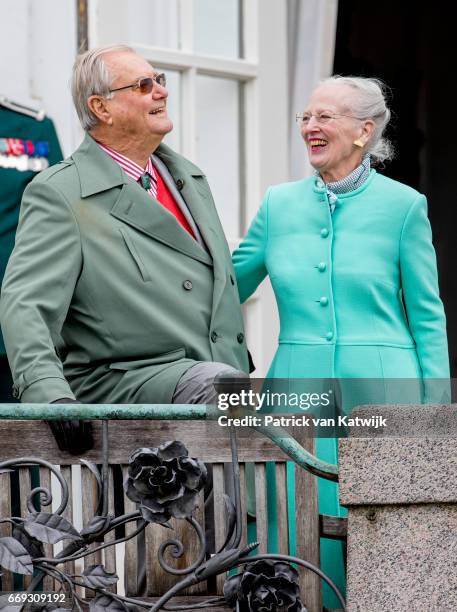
[333,0,457,376]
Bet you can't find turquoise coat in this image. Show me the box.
[233,169,449,386]
[233,169,449,607]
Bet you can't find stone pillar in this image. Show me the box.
[339,404,457,611]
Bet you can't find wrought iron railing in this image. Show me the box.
[0,405,345,611]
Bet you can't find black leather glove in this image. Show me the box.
[47,398,94,455]
[247,349,256,374]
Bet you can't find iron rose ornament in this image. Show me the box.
[123,441,207,524]
[224,560,308,612]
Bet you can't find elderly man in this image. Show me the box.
[0,45,249,452]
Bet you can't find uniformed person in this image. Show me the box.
[0,100,63,401]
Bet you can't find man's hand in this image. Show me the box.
[47,398,94,455]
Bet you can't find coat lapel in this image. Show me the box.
[110,182,212,265]
[154,145,217,246]
[154,145,228,306]
[72,135,212,266]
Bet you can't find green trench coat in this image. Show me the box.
[233,170,450,607]
[0,134,249,404]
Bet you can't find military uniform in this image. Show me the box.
[0,106,62,400]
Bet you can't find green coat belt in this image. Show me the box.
[0,134,248,403]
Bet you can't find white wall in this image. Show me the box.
[0,0,80,156]
[288,0,338,181]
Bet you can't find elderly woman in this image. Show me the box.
[233,76,449,607]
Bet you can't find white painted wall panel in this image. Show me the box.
[0,0,79,156]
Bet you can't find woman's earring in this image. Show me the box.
[353,139,364,148]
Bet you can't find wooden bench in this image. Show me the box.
[0,418,345,611]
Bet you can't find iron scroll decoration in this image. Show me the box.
[0,422,346,611]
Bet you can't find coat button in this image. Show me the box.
[319,297,329,306]
[326,331,334,341]
[183,280,193,291]
[176,179,184,190]
[317,262,327,272]
[320,228,329,238]
[237,332,244,344]
[211,331,218,343]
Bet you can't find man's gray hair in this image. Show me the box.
[71,44,135,131]
[320,75,394,164]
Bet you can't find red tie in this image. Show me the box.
[154,170,196,239]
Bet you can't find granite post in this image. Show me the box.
[339,404,457,611]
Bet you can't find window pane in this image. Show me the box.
[194,0,241,58]
[127,0,179,49]
[196,76,241,238]
[161,69,181,152]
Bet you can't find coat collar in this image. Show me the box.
[71,134,206,196]
[72,133,127,197]
[72,133,216,267]
[311,168,377,199]
[154,141,204,178]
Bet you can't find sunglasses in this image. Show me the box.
[109,73,167,94]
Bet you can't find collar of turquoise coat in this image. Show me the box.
[71,133,215,267]
[312,168,377,206]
